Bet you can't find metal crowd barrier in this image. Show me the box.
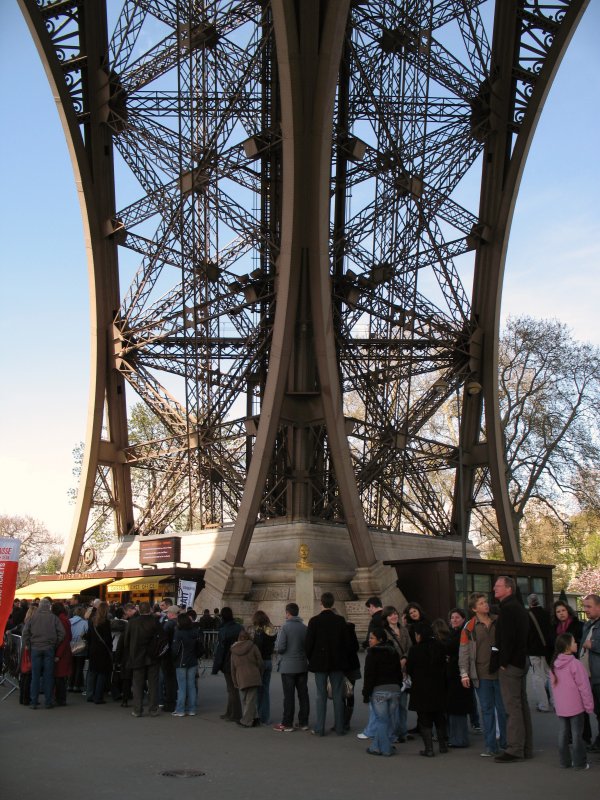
[1,633,21,700]
[198,630,219,676]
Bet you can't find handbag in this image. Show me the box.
[326,677,354,699]
[71,639,87,656]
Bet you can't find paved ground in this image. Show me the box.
[0,664,597,800]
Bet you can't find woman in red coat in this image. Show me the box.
[52,602,72,706]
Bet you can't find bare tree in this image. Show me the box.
[0,514,63,587]
[498,316,600,541]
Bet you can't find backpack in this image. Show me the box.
[148,622,170,661]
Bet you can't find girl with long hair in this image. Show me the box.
[381,606,411,743]
[85,600,113,704]
[171,611,203,716]
[362,627,403,756]
[552,601,583,647]
[249,610,276,725]
[406,621,448,757]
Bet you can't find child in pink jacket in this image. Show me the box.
[550,632,594,770]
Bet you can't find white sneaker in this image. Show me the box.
[356,733,370,740]
[171,711,185,717]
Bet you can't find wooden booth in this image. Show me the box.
[384,557,554,620]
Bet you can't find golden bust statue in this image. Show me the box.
[296,543,312,570]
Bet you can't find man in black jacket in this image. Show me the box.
[362,597,384,647]
[305,592,349,736]
[123,601,161,717]
[211,607,243,722]
[493,576,533,763]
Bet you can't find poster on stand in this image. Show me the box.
[0,538,21,639]
[177,579,197,609]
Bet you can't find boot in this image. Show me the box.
[344,701,353,731]
[419,726,435,757]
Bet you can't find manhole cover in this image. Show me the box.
[160,770,205,778]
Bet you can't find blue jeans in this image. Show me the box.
[365,693,405,740]
[257,659,272,723]
[175,666,197,714]
[30,648,55,707]
[558,713,587,768]
[363,703,377,737]
[314,671,344,735]
[476,678,507,753]
[370,689,401,755]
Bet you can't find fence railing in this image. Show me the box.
[1,633,21,700]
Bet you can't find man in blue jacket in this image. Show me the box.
[273,602,309,732]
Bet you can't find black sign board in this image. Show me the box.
[139,537,181,564]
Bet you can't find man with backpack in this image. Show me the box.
[526,593,555,713]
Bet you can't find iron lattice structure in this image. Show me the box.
[19,0,588,573]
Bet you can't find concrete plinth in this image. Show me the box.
[103,521,479,632]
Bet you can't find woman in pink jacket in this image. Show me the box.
[550,633,594,770]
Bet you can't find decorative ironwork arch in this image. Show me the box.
[17,0,589,572]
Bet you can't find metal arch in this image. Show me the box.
[458,0,590,561]
[17,1,589,572]
[19,0,135,573]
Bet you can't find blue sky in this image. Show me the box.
[0,2,598,542]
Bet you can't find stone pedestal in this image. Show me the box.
[295,566,314,623]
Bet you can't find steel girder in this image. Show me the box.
[18,0,588,572]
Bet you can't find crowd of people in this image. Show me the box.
[4,582,600,772]
[5,596,221,714]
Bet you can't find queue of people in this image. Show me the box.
[4,587,600,772]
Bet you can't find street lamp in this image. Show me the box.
[456,384,467,609]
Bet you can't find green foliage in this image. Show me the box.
[518,506,600,590]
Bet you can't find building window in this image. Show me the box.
[454,573,492,610]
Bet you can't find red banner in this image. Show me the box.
[0,538,21,640]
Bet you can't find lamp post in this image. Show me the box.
[456,384,467,609]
